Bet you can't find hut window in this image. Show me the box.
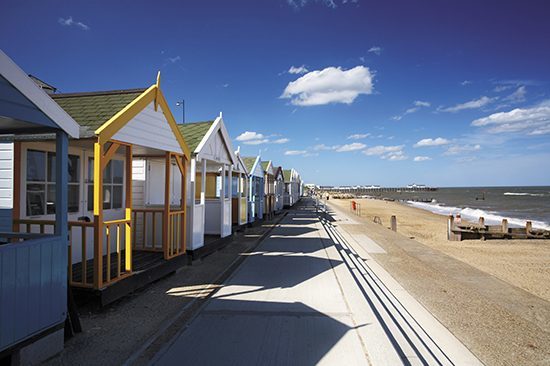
[26,149,80,216]
[87,158,123,211]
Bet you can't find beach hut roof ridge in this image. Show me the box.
[176,120,215,152]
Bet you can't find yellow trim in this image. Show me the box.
[93,142,103,216]
[101,142,121,170]
[155,71,161,111]
[95,85,156,145]
[93,76,190,159]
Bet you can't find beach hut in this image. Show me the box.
[177,116,238,257]
[0,50,79,362]
[243,156,264,222]
[261,160,276,219]
[232,149,249,228]
[283,168,301,207]
[273,165,285,212]
[9,72,191,305]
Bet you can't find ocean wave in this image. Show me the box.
[503,192,545,197]
[407,201,550,230]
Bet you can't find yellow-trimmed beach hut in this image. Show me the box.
[232,149,249,228]
[9,73,191,304]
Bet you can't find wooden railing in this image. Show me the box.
[13,219,95,288]
[132,208,164,252]
[103,217,132,286]
[167,209,185,259]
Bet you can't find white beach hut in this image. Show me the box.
[177,115,238,257]
[232,149,249,228]
[243,156,264,222]
[274,165,285,212]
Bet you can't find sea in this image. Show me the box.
[371,186,550,230]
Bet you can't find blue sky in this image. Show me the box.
[2,0,550,186]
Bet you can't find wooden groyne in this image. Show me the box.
[447,216,550,241]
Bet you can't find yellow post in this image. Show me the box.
[93,142,104,289]
[125,144,133,272]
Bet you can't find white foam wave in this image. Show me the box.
[407,201,550,230]
[503,192,545,197]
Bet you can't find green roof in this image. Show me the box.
[242,156,258,173]
[283,169,292,182]
[261,161,271,171]
[52,89,146,133]
[177,121,214,152]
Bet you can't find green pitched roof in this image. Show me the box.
[283,169,292,182]
[261,161,271,171]
[177,121,214,152]
[52,89,146,133]
[242,156,258,173]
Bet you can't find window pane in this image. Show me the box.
[103,186,112,210]
[47,152,56,182]
[68,185,79,213]
[112,160,123,184]
[88,158,94,183]
[47,184,56,215]
[103,161,112,183]
[87,184,94,211]
[27,184,45,216]
[68,155,80,183]
[113,185,122,209]
[27,150,46,182]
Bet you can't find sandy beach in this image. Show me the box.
[330,198,550,302]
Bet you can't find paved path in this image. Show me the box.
[150,199,480,365]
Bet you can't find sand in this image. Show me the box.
[330,198,550,302]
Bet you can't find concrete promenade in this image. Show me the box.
[151,199,480,365]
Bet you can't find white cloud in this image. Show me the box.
[461,80,472,86]
[503,86,527,104]
[414,156,432,162]
[313,144,338,151]
[288,65,309,74]
[363,145,404,156]
[494,85,513,93]
[281,66,374,106]
[58,16,90,30]
[244,139,269,145]
[335,142,366,152]
[440,96,495,113]
[414,137,450,147]
[168,56,181,63]
[284,150,308,156]
[393,100,430,120]
[471,100,550,135]
[236,131,265,142]
[287,0,356,9]
[272,138,290,144]
[444,144,481,155]
[368,46,382,55]
[222,83,229,88]
[383,151,408,161]
[347,133,370,140]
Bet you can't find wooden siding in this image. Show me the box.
[0,235,66,352]
[111,102,183,155]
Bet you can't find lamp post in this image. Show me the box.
[176,100,185,123]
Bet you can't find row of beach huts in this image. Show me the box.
[0,50,303,363]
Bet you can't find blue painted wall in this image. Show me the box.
[0,208,12,232]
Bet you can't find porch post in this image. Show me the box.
[93,142,104,289]
[125,145,132,271]
[238,171,242,225]
[163,152,171,259]
[201,158,206,205]
[181,157,187,253]
[55,133,69,296]
[220,164,226,234]
[12,142,21,233]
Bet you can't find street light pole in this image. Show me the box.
[176,100,185,123]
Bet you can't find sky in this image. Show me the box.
[2,0,550,187]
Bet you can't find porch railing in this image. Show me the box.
[132,208,164,252]
[167,209,185,259]
[103,217,132,287]
[13,219,95,288]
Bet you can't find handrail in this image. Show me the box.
[104,218,131,225]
